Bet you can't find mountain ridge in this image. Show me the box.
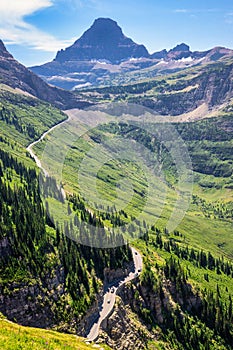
[30,18,233,91]
[0,40,89,109]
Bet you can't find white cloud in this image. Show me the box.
[0,0,73,52]
[62,0,99,9]
[0,0,53,18]
[174,8,222,15]
[174,9,189,13]
[225,12,233,24]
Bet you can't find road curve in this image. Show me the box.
[87,247,143,342]
[26,116,70,176]
[26,116,144,343]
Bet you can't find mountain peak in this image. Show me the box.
[73,17,124,47]
[55,18,149,63]
[0,40,13,58]
[170,43,190,52]
[0,40,6,51]
[167,43,191,60]
[92,17,119,27]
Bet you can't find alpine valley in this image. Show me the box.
[0,17,233,350]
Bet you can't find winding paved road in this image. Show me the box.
[87,247,143,342]
[26,115,144,343]
[26,116,70,176]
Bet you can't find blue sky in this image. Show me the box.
[1,0,233,66]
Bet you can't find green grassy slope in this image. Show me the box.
[30,107,233,347]
[33,113,233,258]
[0,87,131,342]
[0,85,67,142]
[0,316,110,350]
[0,84,67,168]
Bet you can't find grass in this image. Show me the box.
[0,85,66,146]
[31,112,233,259]
[0,317,110,350]
[0,85,67,173]
[132,235,233,306]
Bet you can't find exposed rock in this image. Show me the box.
[150,49,167,59]
[78,261,134,337]
[99,298,151,350]
[55,18,149,63]
[76,291,103,337]
[104,261,134,284]
[0,266,66,328]
[166,43,191,60]
[98,274,202,349]
[0,259,136,339]
[30,18,233,91]
[0,237,11,257]
[0,40,13,59]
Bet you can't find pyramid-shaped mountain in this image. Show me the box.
[55,18,149,63]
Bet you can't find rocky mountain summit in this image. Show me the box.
[56,18,149,63]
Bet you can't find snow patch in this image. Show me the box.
[72,82,92,90]
[177,57,193,63]
[47,76,84,83]
[91,59,109,64]
[156,59,169,66]
[129,57,144,62]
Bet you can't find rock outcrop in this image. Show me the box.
[99,298,151,350]
[0,266,66,329]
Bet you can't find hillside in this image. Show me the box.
[0,316,106,350]
[0,85,132,343]
[78,57,233,116]
[0,40,88,110]
[31,106,233,349]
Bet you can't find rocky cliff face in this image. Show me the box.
[0,266,66,329]
[88,57,233,116]
[104,261,134,284]
[153,60,233,114]
[166,43,191,60]
[99,298,151,350]
[97,276,201,349]
[0,264,100,334]
[0,237,11,258]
